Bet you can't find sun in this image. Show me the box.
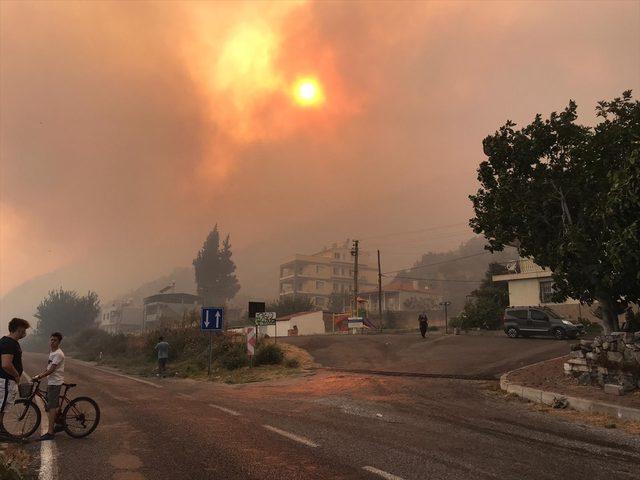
[292,77,325,107]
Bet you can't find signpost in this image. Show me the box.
[246,327,256,367]
[348,316,364,334]
[201,307,224,375]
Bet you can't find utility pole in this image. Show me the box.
[377,249,383,328]
[440,301,451,334]
[351,240,359,317]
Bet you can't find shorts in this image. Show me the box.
[0,378,18,413]
[45,385,62,411]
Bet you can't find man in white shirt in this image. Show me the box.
[33,332,65,441]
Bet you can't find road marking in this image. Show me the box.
[81,364,163,389]
[362,466,406,480]
[262,425,318,448]
[23,373,58,480]
[177,393,193,400]
[208,404,240,416]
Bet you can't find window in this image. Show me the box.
[531,310,548,321]
[316,265,322,273]
[334,253,340,259]
[510,310,528,320]
[333,283,339,292]
[539,280,554,303]
[316,280,325,289]
[333,267,339,275]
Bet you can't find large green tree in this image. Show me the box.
[193,225,240,306]
[35,288,101,336]
[470,91,640,332]
[454,263,509,330]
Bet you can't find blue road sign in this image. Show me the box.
[201,307,224,331]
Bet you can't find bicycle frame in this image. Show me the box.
[20,380,71,421]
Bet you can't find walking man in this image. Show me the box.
[418,311,429,338]
[32,332,65,441]
[0,318,30,438]
[154,336,169,377]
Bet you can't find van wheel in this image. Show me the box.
[506,327,519,338]
[553,328,565,340]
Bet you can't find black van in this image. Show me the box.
[503,306,585,339]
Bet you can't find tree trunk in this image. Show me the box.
[597,296,620,333]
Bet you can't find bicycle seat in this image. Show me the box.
[63,383,77,388]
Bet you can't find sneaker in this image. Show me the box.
[39,433,55,441]
[54,424,65,433]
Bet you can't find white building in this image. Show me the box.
[100,303,143,334]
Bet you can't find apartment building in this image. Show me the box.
[279,240,378,309]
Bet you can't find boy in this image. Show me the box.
[33,332,65,441]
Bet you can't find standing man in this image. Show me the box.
[154,336,169,377]
[418,311,429,339]
[0,318,30,437]
[32,332,65,441]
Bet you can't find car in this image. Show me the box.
[503,306,585,340]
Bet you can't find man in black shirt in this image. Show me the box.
[418,311,429,338]
[0,317,30,435]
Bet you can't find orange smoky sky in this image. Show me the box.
[1,0,639,323]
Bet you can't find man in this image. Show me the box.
[0,318,30,437]
[418,311,429,338]
[33,332,65,441]
[154,336,169,377]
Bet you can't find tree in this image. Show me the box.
[35,288,101,336]
[328,292,350,313]
[454,263,509,330]
[470,91,640,332]
[266,296,315,317]
[193,225,241,306]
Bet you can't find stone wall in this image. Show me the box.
[564,332,640,395]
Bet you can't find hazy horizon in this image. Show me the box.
[2,0,638,327]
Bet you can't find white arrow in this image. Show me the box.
[215,310,221,328]
[204,310,210,328]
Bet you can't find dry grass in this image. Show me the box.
[527,402,640,435]
[0,444,29,480]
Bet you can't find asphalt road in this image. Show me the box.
[281,332,573,376]
[20,343,640,480]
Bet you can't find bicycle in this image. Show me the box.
[2,379,100,440]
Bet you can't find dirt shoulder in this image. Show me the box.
[506,355,640,409]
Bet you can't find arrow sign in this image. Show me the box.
[201,307,224,331]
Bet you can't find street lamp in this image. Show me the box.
[439,301,452,334]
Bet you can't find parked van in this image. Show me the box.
[503,306,585,339]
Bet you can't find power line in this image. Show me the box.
[382,251,491,276]
[389,275,483,284]
[359,222,469,241]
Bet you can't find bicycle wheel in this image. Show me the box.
[2,399,41,439]
[62,396,100,438]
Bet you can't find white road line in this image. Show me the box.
[208,404,240,416]
[23,373,58,480]
[262,425,319,448]
[83,365,163,389]
[362,466,406,480]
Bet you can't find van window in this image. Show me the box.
[510,310,528,320]
[531,310,548,321]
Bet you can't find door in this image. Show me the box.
[530,309,550,334]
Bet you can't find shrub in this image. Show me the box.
[218,343,248,370]
[284,357,300,369]
[254,343,283,366]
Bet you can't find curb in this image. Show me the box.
[500,357,640,422]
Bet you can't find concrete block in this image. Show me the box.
[568,358,588,366]
[570,350,585,359]
[586,352,598,360]
[604,384,624,396]
[607,351,624,363]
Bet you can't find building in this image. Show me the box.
[260,310,333,337]
[279,240,378,309]
[359,278,442,314]
[491,258,595,321]
[142,292,201,331]
[100,302,143,334]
